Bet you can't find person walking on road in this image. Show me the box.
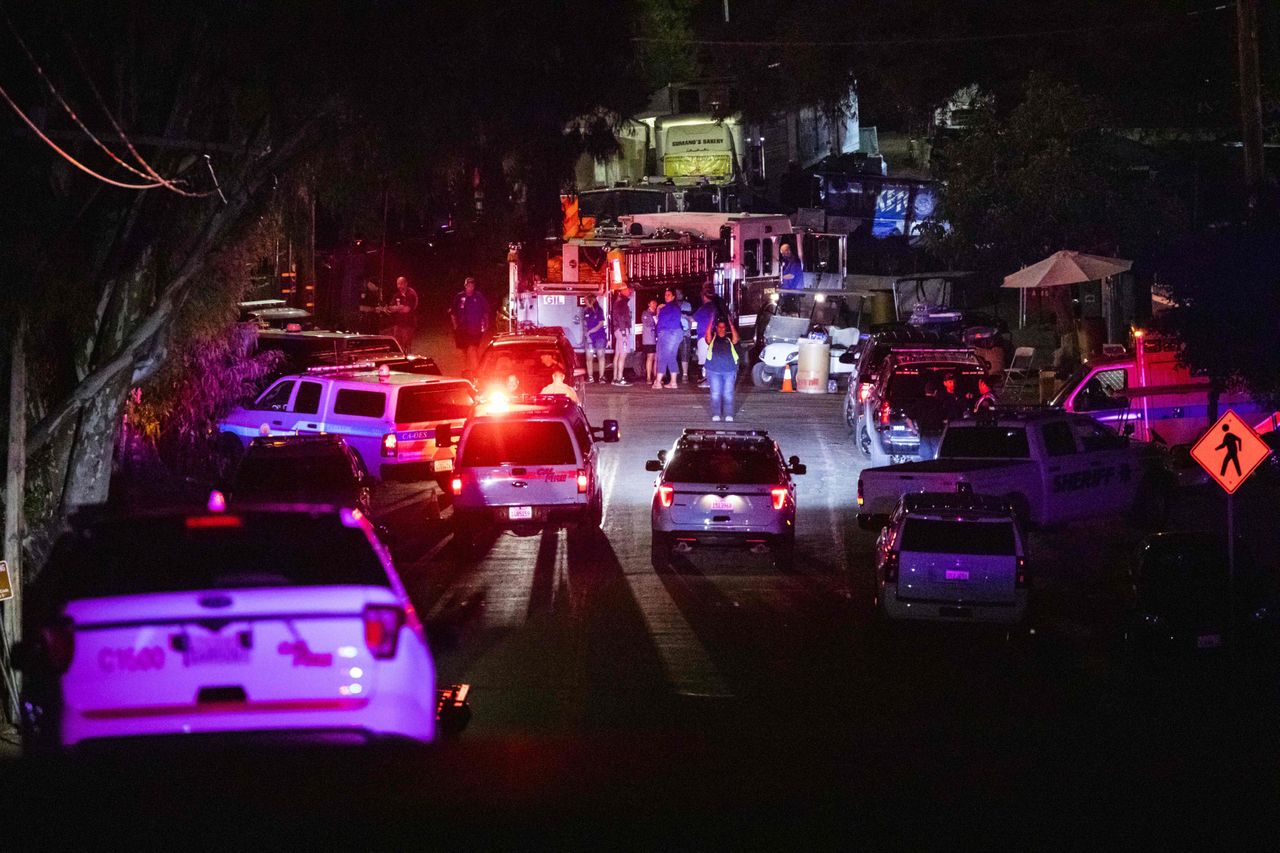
[1216,423,1243,477]
[388,276,420,353]
[449,276,490,376]
[653,287,684,389]
[582,293,607,383]
[640,298,659,384]
[704,316,741,422]
[608,286,634,386]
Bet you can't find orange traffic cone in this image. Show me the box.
[781,364,794,392]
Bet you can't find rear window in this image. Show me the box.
[234,452,356,495]
[395,384,475,423]
[940,427,1030,459]
[886,365,982,399]
[900,518,1016,555]
[461,421,577,466]
[665,446,780,484]
[333,388,386,418]
[44,515,389,600]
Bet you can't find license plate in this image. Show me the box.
[944,570,970,581]
[508,506,533,520]
[186,632,251,666]
[433,458,453,472]
[709,497,733,511]
[1196,633,1223,649]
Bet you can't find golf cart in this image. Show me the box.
[751,288,862,388]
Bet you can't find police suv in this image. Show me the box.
[218,363,475,482]
[857,409,1169,530]
[647,429,806,571]
[445,395,619,549]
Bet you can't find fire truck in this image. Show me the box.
[508,211,848,353]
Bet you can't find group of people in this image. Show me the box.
[905,372,998,460]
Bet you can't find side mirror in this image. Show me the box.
[657,449,667,462]
[601,419,620,443]
[788,455,807,475]
[1122,423,1135,437]
[645,459,663,472]
[435,423,453,448]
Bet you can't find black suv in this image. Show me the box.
[475,331,583,402]
[255,329,440,378]
[229,434,371,517]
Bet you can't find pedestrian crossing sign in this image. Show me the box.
[1190,410,1272,494]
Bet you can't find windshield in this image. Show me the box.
[665,446,779,484]
[900,518,1016,555]
[395,383,475,423]
[45,515,388,599]
[939,426,1031,459]
[1048,364,1091,407]
[234,453,355,494]
[462,421,577,466]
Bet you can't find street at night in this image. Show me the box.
[2,0,1278,847]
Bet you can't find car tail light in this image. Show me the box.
[879,400,891,427]
[657,484,674,508]
[450,476,463,495]
[381,432,398,457]
[41,623,75,674]
[857,479,864,507]
[577,470,589,494]
[1016,556,1029,589]
[770,487,788,510]
[363,605,405,659]
[883,550,899,583]
[858,382,872,403]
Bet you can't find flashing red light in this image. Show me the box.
[577,470,589,493]
[883,550,900,583]
[1016,556,1029,589]
[657,484,674,508]
[450,476,463,495]
[206,490,227,513]
[770,487,788,510]
[381,432,398,457]
[363,605,404,659]
[185,515,243,530]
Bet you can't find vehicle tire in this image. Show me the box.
[857,423,872,458]
[650,532,671,570]
[1127,474,1171,531]
[842,394,856,430]
[582,492,603,529]
[751,362,776,388]
[773,537,796,572]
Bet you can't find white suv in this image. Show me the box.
[445,396,619,550]
[218,364,475,482]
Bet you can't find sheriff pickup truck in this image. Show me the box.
[856,410,1170,530]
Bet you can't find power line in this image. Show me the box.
[632,5,1231,49]
[0,80,164,189]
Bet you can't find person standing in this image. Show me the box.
[703,317,741,422]
[676,288,693,381]
[449,276,490,375]
[779,243,803,290]
[357,279,385,335]
[906,381,948,461]
[388,276,420,353]
[640,298,659,385]
[581,293,607,383]
[608,285,634,386]
[691,288,719,388]
[653,287,684,389]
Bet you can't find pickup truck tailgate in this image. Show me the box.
[860,459,1038,517]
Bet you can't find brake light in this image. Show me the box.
[879,400,891,426]
[857,479,864,507]
[770,487,788,510]
[859,382,872,403]
[1016,556,1029,589]
[657,484,674,508]
[883,550,899,583]
[41,623,75,674]
[381,432,398,457]
[363,605,405,659]
[577,470,589,493]
[185,514,243,529]
[450,476,463,495]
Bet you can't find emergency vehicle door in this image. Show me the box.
[1069,367,1132,435]
[1041,420,1095,521]
[288,380,327,434]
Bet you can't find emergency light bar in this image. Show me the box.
[682,428,770,439]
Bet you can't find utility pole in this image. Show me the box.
[1236,0,1265,216]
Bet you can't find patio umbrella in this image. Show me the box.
[1002,250,1132,326]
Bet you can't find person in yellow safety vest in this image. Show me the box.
[703,316,740,422]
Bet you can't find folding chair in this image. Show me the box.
[1001,347,1037,401]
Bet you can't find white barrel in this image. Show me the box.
[795,338,831,393]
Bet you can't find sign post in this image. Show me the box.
[1189,410,1272,647]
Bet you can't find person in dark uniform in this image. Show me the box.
[357,279,384,335]
[449,276,490,375]
[906,381,948,461]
